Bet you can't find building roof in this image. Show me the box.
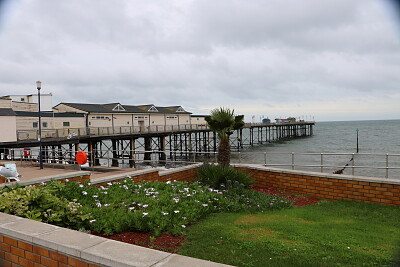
[0,108,16,116]
[56,103,192,114]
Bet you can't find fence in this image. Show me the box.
[2,148,400,180]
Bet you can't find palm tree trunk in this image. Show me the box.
[217,137,230,167]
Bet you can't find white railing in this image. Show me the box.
[4,148,399,180]
[15,122,315,142]
[16,124,210,141]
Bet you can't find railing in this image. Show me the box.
[16,124,210,141]
[232,151,400,179]
[15,122,315,142]
[3,148,399,180]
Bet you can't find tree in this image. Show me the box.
[205,108,244,167]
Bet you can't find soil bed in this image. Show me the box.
[91,187,321,252]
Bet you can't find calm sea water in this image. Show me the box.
[233,120,400,179]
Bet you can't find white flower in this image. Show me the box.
[65,179,69,182]
[166,181,171,184]
[104,204,110,207]
[87,183,91,186]
[142,204,149,208]
[89,219,96,224]
[82,191,87,195]
[107,182,112,186]
[202,204,208,207]
[142,212,148,217]
[129,207,135,211]
[92,195,98,198]
[96,202,102,208]
[161,211,169,216]
[174,210,180,213]
[181,225,186,228]
[79,184,84,188]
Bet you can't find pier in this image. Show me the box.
[0,122,314,167]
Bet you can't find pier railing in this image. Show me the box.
[5,148,399,180]
[15,122,315,142]
[16,124,210,141]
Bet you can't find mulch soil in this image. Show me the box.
[93,187,321,252]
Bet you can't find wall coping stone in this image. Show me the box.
[233,164,400,185]
[159,163,201,177]
[0,171,91,189]
[90,168,158,185]
[0,212,232,267]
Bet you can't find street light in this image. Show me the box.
[36,80,43,169]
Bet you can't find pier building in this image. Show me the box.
[0,93,314,168]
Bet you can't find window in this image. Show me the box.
[127,121,130,124]
[134,116,148,119]
[176,107,186,112]
[20,98,25,101]
[166,116,177,119]
[42,122,48,128]
[63,122,70,127]
[33,122,38,128]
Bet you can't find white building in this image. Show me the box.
[2,93,53,111]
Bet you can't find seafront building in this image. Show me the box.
[0,94,207,143]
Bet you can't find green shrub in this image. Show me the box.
[56,180,230,236]
[196,162,253,189]
[0,183,91,229]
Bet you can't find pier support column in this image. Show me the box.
[129,138,136,168]
[144,137,152,163]
[159,136,166,163]
[111,139,119,167]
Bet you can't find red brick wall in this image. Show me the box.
[237,167,400,206]
[0,234,100,267]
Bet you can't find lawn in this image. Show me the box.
[179,200,400,267]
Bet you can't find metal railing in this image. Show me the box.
[232,151,400,179]
[15,121,315,142]
[3,148,399,180]
[16,124,210,141]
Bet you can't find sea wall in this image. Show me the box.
[235,164,400,206]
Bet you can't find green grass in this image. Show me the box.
[179,200,400,267]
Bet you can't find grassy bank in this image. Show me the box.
[179,200,400,267]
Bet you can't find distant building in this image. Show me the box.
[275,117,296,124]
[191,115,209,126]
[1,93,53,111]
[262,118,271,124]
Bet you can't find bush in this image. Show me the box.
[56,179,230,236]
[0,183,91,230]
[196,162,253,189]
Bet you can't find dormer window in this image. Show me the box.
[148,106,159,112]
[176,107,186,112]
[113,104,126,111]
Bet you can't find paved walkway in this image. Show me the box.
[0,161,140,183]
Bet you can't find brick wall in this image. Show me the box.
[0,234,100,267]
[236,165,400,206]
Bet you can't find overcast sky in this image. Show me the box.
[0,0,399,122]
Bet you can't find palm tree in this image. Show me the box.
[205,107,244,167]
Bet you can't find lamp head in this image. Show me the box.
[36,81,41,90]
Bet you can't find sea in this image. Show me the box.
[233,120,400,179]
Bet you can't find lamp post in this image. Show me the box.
[36,81,43,169]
